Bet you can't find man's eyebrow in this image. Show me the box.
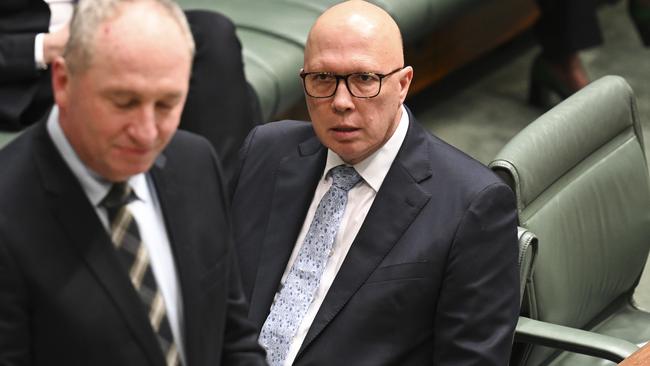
[102,89,184,100]
[102,89,137,99]
[159,91,185,100]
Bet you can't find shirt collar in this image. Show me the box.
[46,106,147,206]
[323,104,409,192]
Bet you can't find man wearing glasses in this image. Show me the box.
[230,1,520,365]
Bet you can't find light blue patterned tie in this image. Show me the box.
[259,165,362,366]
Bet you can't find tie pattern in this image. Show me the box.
[101,183,180,366]
[259,165,362,366]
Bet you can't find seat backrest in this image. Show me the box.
[489,76,650,365]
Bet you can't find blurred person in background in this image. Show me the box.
[530,0,650,108]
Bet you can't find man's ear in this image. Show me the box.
[398,66,413,103]
[51,57,70,108]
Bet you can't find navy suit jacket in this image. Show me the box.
[0,119,266,366]
[230,108,520,365]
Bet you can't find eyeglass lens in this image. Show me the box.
[304,73,381,98]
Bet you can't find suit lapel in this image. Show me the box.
[148,153,203,366]
[33,123,166,366]
[298,112,433,355]
[248,136,326,328]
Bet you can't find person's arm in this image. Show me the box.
[0,33,41,83]
[0,23,68,82]
[220,246,267,366]
[207,145,266,366]
[40,25,69,68]
[432,183,520,365]
[0,25,69,128]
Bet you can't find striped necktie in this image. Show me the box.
[101,182,181,366]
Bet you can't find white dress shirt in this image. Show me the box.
[46,107,186,364]
[279,105,410,365]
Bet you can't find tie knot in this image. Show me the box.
[100,182,136,211]
[329,165,361,192]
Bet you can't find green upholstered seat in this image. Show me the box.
[274,0,482,43]
[490,75,650,366]
[0,131,19,149]
[236,29,304,122]
[372,0,479,43]
[266,0,481,44]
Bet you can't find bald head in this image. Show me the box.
[301,1,413,165]
[304,0,404,68]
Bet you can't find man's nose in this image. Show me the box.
[331,80,355,112]
[128,105,158,145]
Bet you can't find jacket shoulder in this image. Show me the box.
[250,120,314,144]
[240,120,317,162]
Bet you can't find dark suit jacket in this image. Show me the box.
[230,109,520,365]
[0,0,53,129]
[0,119,266,366]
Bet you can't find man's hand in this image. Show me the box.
[43,24,70,65]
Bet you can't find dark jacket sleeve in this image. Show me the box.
[0,219,31,365]
[0,33,52,130]
[206,138,267,366]
[221,246,268,366]
[0,33,40,82]
[0,1,54,129]
[432,183,519,366]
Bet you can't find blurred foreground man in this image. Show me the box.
[230,1,520,365]
[0,0,265,365]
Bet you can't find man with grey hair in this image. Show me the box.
[0,0,266,365]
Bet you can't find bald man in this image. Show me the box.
[0,0,265,365]
[230,1,519,365]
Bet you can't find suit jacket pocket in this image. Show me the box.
[364,262,431,284]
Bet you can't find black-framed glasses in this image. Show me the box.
[299,67,404,98]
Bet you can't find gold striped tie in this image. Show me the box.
[101,182,180,366]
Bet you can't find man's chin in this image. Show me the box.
[100,162,155,182]
[330,146,367,165]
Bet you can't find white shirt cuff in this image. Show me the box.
[34,33,47,70]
